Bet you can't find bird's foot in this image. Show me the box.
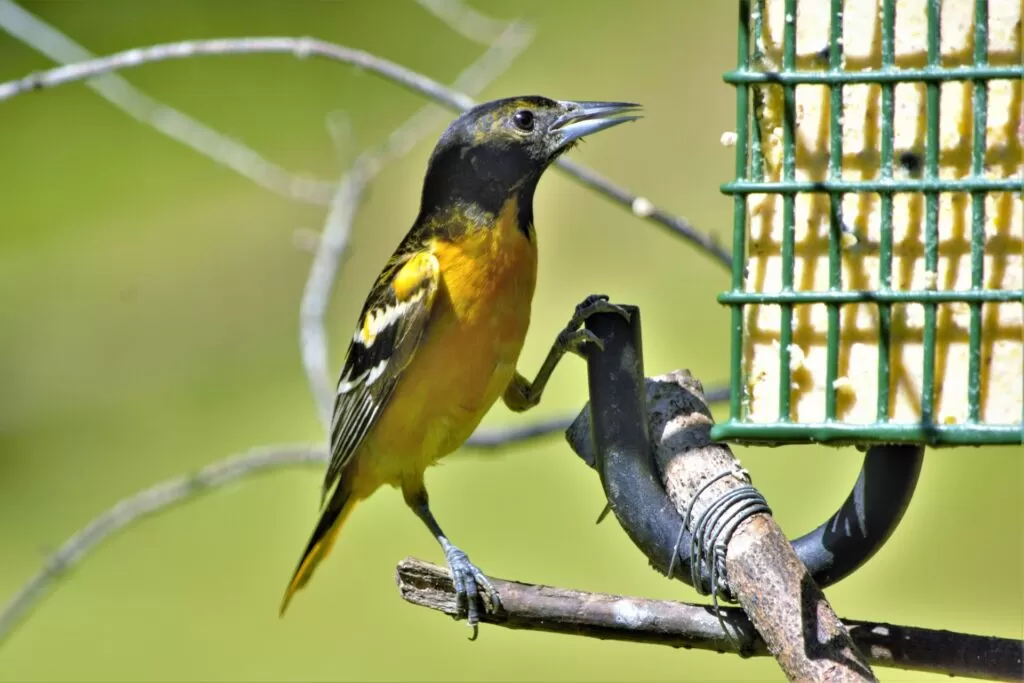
[443,542,501,640]
[557,294,631,358]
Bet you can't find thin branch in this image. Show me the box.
[0,33,728,270]
[465,383,729,448]
[299,19,535,426]
[557,158,731,269]
[466,415,576,449]
[0,444,327,645]
[0,0,337,205]
[0,35,478,120]
[397,558,1024,682]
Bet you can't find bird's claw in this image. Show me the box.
[571,294,631,327]
[444,544,500,639]
[559,327,604,358]
[558,294,629,358]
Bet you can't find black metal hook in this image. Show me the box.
[574,304,924,590]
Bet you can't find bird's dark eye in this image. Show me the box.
[512,109,534,131]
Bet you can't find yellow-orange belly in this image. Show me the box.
[352,201,537,495]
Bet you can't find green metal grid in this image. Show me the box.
[713,0,1024,447]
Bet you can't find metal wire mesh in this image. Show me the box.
[714,0,1024,446]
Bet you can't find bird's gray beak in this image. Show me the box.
[550,101,642,149]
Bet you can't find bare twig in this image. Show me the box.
[466,384,729,448]
[0,36,478,122]
[299,19,534,426]
[397,558,1024,682]
[0,0,337,204]
[0,33,728,270]
[557,158,731,269]
[0,444,327,645]
[467,416,577,449]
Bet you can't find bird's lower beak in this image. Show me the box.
[550,101,642,149]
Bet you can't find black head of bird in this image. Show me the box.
[418,96,641,222]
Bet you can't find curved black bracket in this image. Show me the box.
[576,305,924,590]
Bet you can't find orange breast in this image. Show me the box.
[355,198,537,492]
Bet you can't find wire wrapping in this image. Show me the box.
[668,467,772,643]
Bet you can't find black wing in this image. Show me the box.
[320,248,439,505]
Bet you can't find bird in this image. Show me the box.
[279,96,641,633]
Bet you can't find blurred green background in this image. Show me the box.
[0,1,1020,681]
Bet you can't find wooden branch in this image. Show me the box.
[397,558,1024,682]
[583,370,875,681]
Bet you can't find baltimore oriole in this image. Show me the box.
[280,96,640,632]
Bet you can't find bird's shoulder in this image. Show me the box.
[343,229,439,385]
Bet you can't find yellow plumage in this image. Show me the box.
[356,197,537,492]
[280,196,535,614]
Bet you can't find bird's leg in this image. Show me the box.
[503,294,630,412]
[404,485,500,639]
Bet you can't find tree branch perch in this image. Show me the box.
[647,371,873,681]
[396,558,1024,682]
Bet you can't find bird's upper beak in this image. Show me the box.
[549,101,642,149]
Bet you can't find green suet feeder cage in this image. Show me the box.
[715,0,1023,447]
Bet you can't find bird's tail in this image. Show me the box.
[279,487,358,617]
